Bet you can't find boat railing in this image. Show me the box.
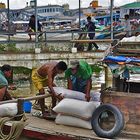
[0,94,51,120]
[0,29,114,54]
[0,28,139,53]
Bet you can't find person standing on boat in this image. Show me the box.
[27,15,43,41]
[86,16,99,51]
[0,65,13,101]
[65,60,93,102]
[32,61,67,118]
[124,14,132,37]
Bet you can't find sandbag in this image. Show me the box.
[53,98,100,120]
[0,103,17,117]
[120,35,140,42]
[53,87,85,100]
[90,91,101,102]
[55,114,92,129]
[53,87,101,102]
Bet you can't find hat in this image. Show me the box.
[70,60,79,69]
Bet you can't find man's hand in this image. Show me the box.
[8,84,17,90]
[39,89,45,95]
[85,94,90,102]
[56,93,64,101]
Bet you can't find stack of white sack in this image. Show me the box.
[120,35,140,42]
[53,98,100,129]
[0,103,18,117]
[53,87,101,102]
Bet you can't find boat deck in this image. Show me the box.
[22,113,102,140]
[9,113,140,140]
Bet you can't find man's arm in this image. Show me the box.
[47,72,64,101]
[47,72,56,96]
[67,78,73,90]
[85,78,92,102]
[0,87,8,101]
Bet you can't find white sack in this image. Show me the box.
[135,35,140,41]
[120,36,136,42]
[0,103,17,117]
[53,98,99,120]
[53,87,101,102]
[53,87,85,100]
[55,114,92,129]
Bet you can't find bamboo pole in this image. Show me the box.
[0,94,51,105]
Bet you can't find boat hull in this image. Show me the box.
[101,90,140,133]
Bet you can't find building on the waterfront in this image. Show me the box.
[25,1,64,20]
[120,1,140,19]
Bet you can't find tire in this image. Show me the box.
[91,103,124,138]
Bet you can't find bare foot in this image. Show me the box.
[43,111,56,120]
[42,111,52,120]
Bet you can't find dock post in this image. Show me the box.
[15,98,24,120]
[104,66,109,88]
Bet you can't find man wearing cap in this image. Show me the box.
[65,60,93,101]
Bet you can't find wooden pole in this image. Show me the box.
[0,94,51,105]
[15,98,24,120]
[104,66,108,88]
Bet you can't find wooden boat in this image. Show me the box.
[102,40,140,135]
[1,93,140,140]
[2,41,140,139]
[3,112,140,140]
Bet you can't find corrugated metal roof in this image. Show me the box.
[121,2,140,8]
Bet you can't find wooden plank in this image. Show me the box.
[119,41,140,45]
[4,125,76,140]
[0,94,51,105]
[102,90,140,133]
[114,53,140,57]
[117,49,140,54]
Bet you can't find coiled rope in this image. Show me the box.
[0,114,28,140]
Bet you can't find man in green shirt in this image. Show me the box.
[65,60,93,101]
[0,64,12,101]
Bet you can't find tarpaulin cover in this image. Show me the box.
[104,56,140,63]
[103,56,140,78]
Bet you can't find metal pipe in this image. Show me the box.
[79,0,81,29]
[110,0,114,40]
[7,0,10,41]
[35,0,38,48]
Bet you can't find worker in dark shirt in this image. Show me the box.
[86,16,99,51]
[28,15,43,41]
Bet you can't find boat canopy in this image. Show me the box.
[103,55,140,78]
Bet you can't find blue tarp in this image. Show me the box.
[104,56,140,63]
[104,56,140,77]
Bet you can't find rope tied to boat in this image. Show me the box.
[0,113,28,140]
